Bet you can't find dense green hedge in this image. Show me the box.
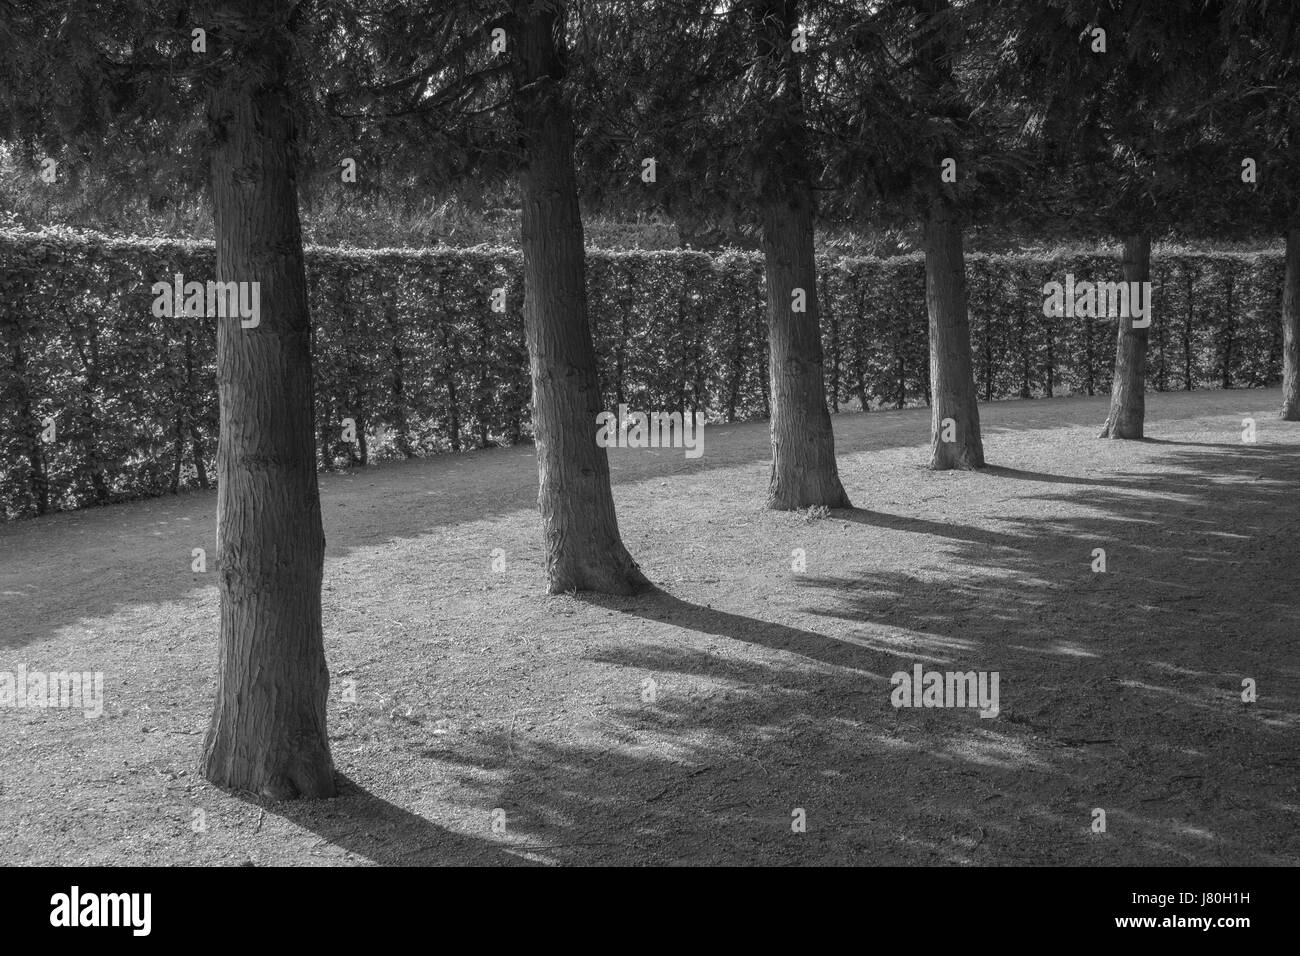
[0,231,1284,518]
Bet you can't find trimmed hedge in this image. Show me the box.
[0,231,1285,518]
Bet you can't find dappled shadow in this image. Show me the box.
[399,429,1300,865]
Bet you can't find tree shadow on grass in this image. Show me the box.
[1137,438,1256,450]
[7,395,1298,864]
[580,587,896,676]
[237,774,539,866]
[978,464,1150,488]
[407,440,1300,865]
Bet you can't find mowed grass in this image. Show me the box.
[1,388,1298,866]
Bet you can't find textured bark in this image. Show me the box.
[511,2,648,594]
[757,189,851,510]
[752,0,851,511]
[1099,234,1151,439]
[1281,229,1300,420]
[200,1,336,800]
[924,195,984,470]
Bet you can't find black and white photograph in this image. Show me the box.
[0,0,1294,924]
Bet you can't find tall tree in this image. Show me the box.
[1000,0,1234,439]
[200,0,336,798]
[911,0,987,467]
[0,0,338,797]
[815,0,1023,467]
[572,0,851,509]
[1219,2,1300,420]
[749,0,851,507]
[507,0,650,591]
[313,0,649,593]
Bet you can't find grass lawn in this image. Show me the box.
[1,388,1297,865]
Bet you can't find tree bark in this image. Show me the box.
[201,0,336,799]
[752,0,851,510]
[757,188,851,509]
[1281,228,1300,420]
[924,194,984,469]
[1099,234,1151,439]
[511,1,648,594]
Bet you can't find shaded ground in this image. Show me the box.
[1,389,1298,865]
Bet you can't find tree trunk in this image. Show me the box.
[752,0,850,510]
[201,1,336,800]
[757,189,851,509]
[1099,234,1151,439]
[1281,228,1300,420]
[924,194,984,469]
[511,1,648,594]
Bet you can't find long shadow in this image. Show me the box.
[834,506,1029,549]
[237,774,539,866]
[580,587,896,676]
[1138,438,1257,450]
[978,465,1148,488]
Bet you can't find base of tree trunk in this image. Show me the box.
[765,470,852,511]
[1281,404,1300,422]
[201,738,337,801]
[546,545,651,595]
[929,438,985,470]
[1098,416,1144,440]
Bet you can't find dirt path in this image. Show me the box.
[2,389,1297,865]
